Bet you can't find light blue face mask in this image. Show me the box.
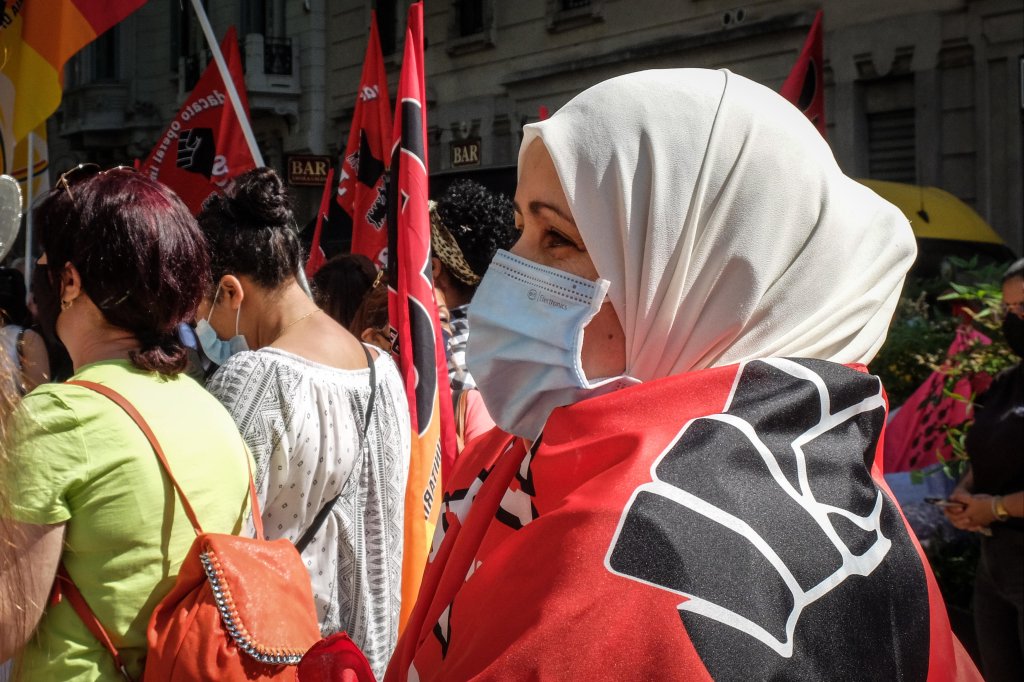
[466,250,636,440]
[195,285,248,365]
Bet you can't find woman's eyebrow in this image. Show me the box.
[512,199,577,225]
[531,200,576,225]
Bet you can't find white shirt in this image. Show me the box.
[206,346,410,678]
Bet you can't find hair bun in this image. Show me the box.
[226,167,293,230]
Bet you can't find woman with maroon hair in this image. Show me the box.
[0,167,252,680]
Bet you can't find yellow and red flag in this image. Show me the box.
[0,0,147,170]
[386,1,458,631]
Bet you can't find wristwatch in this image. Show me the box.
[992,496,1010,522]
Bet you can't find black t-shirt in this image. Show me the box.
[966,362,1024,531]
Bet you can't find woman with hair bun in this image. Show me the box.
[0,166,252,680]
[198,168,410,679]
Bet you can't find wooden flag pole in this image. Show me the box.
[188,0,265,168]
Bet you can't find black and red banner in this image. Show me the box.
[781,10,826,139]
[387,360,981,681]
[387,1,458,632]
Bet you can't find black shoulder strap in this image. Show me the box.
[295,345,377,553]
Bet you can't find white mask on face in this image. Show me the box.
[195,284,248,365]
[466,250,637,440]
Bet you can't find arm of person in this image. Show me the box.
[462,389,497,448]
[944,466,975,530]
[946,465,1024,530]
[19,329,51,392]
[0,521,64,660]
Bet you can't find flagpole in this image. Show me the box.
[188,0,265,168]
[24,132,34,289]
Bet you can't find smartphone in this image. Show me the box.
[925,497,965,511]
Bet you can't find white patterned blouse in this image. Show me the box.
[205,346,410,678]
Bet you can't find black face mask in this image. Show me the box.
[1003,313,1024,359]
[30,263,63,343]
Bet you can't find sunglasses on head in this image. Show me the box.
[56,163,137,204]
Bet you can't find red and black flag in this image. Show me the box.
[387,360,982,681]
[386,1,458,631]
[140,27,257,213]
[781,10,826,139]
[305,167,336,277]
[337,10,393,269]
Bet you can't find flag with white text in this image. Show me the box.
[140,27,257,213]
[386,1,457,633]
[338,11,392,269]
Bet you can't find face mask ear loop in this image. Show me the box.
[234,302,242,337]
[206,283,222,323]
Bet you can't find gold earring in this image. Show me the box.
[60,299,73,311]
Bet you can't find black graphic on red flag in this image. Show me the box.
[387,0,458,631]
[607,359,929,680]
[140,27,257,213]
[338,11,392,268]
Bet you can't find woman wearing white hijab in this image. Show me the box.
[385,69,980,681]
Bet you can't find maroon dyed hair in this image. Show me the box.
[34,169,210,374]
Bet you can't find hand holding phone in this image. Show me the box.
[925,497,966,511]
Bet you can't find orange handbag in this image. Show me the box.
[58,380,323,681]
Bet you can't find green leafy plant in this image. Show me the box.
[925,256,1017,478]
[871,291,956,405]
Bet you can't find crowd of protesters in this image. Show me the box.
[0,68,1020,682]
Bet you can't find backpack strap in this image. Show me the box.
[55,564,134,682]
[68,380,209,535]
[295,345,377,553]
[53,380,262,679]
[66,381,265,538]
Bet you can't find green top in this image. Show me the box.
[7,360,252,681]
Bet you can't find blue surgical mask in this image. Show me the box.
[195,285,248,365]
[466,250,636,440]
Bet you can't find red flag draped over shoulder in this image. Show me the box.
[139,27,257,213]
[338,11,393,269]
[386,1,457,632]
[781,10,826,139]
[388,360,981,681]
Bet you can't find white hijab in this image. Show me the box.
[520,69,915,382]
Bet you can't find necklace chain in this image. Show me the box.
[272,307,320,343]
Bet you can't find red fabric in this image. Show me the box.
[338,11,393,269]
[780,10,826,139]
[386,1,458,631]
[883,326,992,472]
[140,27,257,214]
[70,0,148,34]
[305,167,335,277]
[298,633,377,682]
[387,360,981,681]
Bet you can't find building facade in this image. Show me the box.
[48,0,1024,252]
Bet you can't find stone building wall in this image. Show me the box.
[45,0,1023,252]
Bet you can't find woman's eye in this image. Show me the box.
[544,229,573,248]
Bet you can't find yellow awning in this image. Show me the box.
[858,179,1005,245]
